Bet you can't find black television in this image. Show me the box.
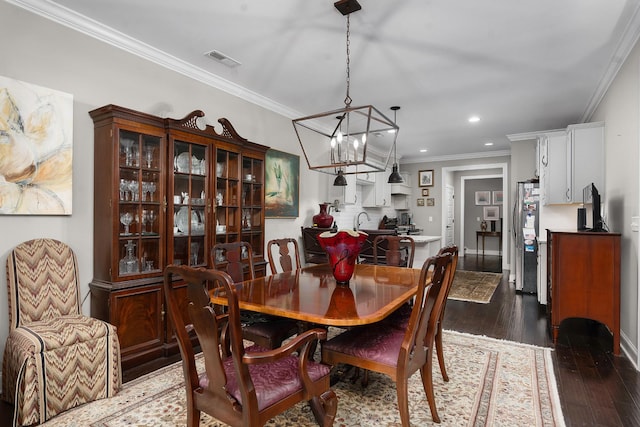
[583,183,605,232]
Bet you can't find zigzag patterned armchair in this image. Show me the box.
[2,238,121,426]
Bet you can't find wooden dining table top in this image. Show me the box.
[209,263,422,327]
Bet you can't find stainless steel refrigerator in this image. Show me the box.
[513,181,540,294]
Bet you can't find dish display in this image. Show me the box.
[175,207,195,232]
[176,152,191,173]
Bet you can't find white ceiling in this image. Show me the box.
[14,0,640,162]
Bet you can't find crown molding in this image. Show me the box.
[400,149,511,165]
[7,0,303,120]
[581,0,640,121]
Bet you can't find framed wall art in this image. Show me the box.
[417,198,425,206]
[419,170,434,187]
[426,198,435,206]
[0,75,73,214]
[483,206,500,221]
[265,149,300,218]
[422,188,430,197]
[475,191,491,205]
[492,190,503,205]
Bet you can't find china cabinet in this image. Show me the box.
[89,105,268,369]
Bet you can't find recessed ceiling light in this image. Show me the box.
[484,142,494,146]
[468,116,480,123]
[419,149,427,153]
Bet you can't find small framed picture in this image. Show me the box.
[417,198,425,206]
[419,170,434,187]
[492,190,503,205]
[426,198,435,206]
[422,188,430,197]
[475,191,491,205]
[483,206,500,221]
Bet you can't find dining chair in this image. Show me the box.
[321,253,454,425]
[3,238,121,426]
[163,265,337,427]
[434,245,459,382]
[212,241,299,349]
[372,235,415,268]
[267,238,302,274]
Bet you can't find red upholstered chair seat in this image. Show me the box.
[198,344,331,410]
[322,325,404,368]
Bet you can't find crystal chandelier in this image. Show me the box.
[292,0,399,185]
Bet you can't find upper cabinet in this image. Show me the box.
[539,122,604,205]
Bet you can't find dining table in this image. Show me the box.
[208,263,422,327]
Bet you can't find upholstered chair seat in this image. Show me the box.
[196,344,331,410]
[2,238,121,426]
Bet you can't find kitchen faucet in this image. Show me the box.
[355,211,371,230]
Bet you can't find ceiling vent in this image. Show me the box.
[204,50,241,68]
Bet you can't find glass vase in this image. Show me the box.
[318,229,368,285]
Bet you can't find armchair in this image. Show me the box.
[163,265,337,426]
[2,238,121,426]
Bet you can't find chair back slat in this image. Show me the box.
[212,241,255,283]
[372,235,415,268]
[267,238,301,274]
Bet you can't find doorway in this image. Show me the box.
[440,162,509,272]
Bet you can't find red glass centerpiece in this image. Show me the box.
[318,229,368,285]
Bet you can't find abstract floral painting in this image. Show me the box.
[265,149,299,218]
[0,76,73,214]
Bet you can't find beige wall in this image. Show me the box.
[591,38,640,362]
[0,1,324,372]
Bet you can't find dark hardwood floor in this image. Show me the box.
[1,255,638,426]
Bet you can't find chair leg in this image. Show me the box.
[187,406,201,427]
[435,323,449,382]
[420,352,441,423]
[396,377,411,427]
[310,390,338,427]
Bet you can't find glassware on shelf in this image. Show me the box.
[144,145,154,168]
[145,260,154,271]
[119,240,140,274]
[147,210,156,234]
[148,182,156,201]
[120,212,133,235]
[190,242,200,265]
[122,139,135,166]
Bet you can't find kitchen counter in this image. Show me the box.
[408,235,442,263]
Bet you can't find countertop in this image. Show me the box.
[408,235,441,243]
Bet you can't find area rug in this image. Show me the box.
[40,330,564,427]
[448,270,502,304]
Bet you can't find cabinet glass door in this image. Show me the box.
[117,130,163,278]
[170,140,209,267]
[215,148,240,249]
[242,156,264,258]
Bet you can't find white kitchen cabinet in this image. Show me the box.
[392,194,410,210]
[356,172,376,185]
[328,173,357,205]
[362,169,391,207]
[540,122,604,205]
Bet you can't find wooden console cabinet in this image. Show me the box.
[89,105,268,369]
[546,230,620,354]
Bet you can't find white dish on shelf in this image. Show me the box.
[175,207,197,232]
[176,152,191,173]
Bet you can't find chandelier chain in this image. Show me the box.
[344,14,352,107]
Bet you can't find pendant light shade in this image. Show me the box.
[333,169,348,186]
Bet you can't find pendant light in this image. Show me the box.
[388,106,404,183]
[292,0,399,181]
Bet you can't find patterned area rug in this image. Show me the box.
[41,330,564,427]
[448,270,502,304]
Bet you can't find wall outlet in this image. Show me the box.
[429,216,433,222]
[477,216,480,222]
